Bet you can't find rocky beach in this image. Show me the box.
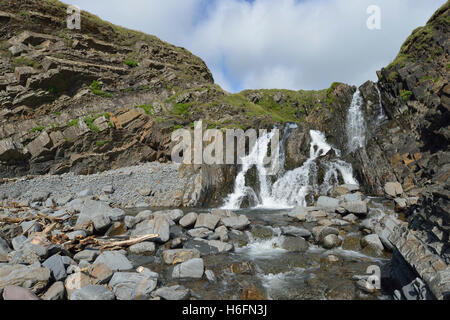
[0,0,449,301]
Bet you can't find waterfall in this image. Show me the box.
[375,86,386,126]
[221,129,359,210]
[346,89,367,153]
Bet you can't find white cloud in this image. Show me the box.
[66,0,445,92]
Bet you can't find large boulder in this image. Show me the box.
[221,215,250,230]
[384,182,403,198]
[281,237,309,252]
[153,215,170,242]
[194,214,220,230]
[108,269,158,300]
[76,200,114,231]
[0,264,50,294]
[342,201,368,215]
[317,196,340,209]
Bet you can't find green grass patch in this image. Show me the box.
[67,119,80,128]
[12,57,41,69]
[84,117,100,132]
[89,80,113,98]
[96,140,108,147]
[172,103,193,117]
[400,90,413,102]
[30,125,45,133]
[135,104,154,115]
[123,59,138,67]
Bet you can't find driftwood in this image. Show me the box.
[55,233,159,253]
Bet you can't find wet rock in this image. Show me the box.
[109,269,158,300]
[241,283,266,300]
[312,226,339,243]
[317,196,340,209]
[179,212,198,228]
[361,234,384,255]
[322,234,342,249]
[70,285,115,300]
[172,258,204,280]
[2,285,39,300]
[205,270,216,282]
[195,214,220,230]
[281,226,311,238]
[329,186,350,197]
[356,279,378,294]
[41,281,65,300]
[206,240,233,253]
[230,261,255,275]
[342,236,362,251]
[42,254,67,281]
[342,201,368,215]
[93,251,133,271]
[221,215,250,230]
[188,227,212,238]
[281,236,309,252]
[183,239,219,256]
[129,242,156,255]
[153,285,190,300]
[162,249,201,265]
[384,182,403,198]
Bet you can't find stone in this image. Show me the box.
[172,258,204,280]
[131,220,154,237]
[102,185,115,194]
[2,285,39,300]
[66,230,87,241]
[179,212,198,228]
[211,209,237,218]
[25,131,52,158]
[129,242,156,255]
[165,209,184,222]
[41,281,65,300]
[361,234,384,254]
[87,263,113,285]
[205,269,217,282]
[30,191,49,202]
[64,272,91,298]
[343,214,358,223]
[108,208,126,222]
[153,285,190,300]
[42,254,67,281]
[0,264,50,294]
[317,196,340,209]
[93,251,133,271]
[207,240,233,253]
[341,184,360,192]
[124,216,137,229]
[135,210,153,222]
[312,226,339,243]
[188,227,213,238]
[281,237,309,252]
[138,188,152,196]
[11,235,27,251]
[384,182,403,198]
[109,270,158,300]
[70,285,115,300]
[329,186,350,197]
[322,234,342,249]
[154,215,170,242]
[342,201,368,215]
[77,189,93,198]
[183,239,219,256]
[221,215,250,230]
[281,226,312,238]
[76,200,113,231]
[195,214,220,230]
[394,198,408,211]
[0,237,11,255]
[162,249,201,265]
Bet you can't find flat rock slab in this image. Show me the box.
[2,285,39,300]
[153,285,190,300]
[93,251,133,271]
[162,249,201,265]
[70,285,115,300]
[109,270,158,300]
[172,258,204,280]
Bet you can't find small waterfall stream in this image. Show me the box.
[222,128,358,210]
[346,89,367,154]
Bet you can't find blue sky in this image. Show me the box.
[66,0,445,93]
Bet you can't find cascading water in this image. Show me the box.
[222,128,359,210]
[375,86,386,126]
[346,89,367,153]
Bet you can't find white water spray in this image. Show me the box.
[346,89,367,153]
[222,129,359,210]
